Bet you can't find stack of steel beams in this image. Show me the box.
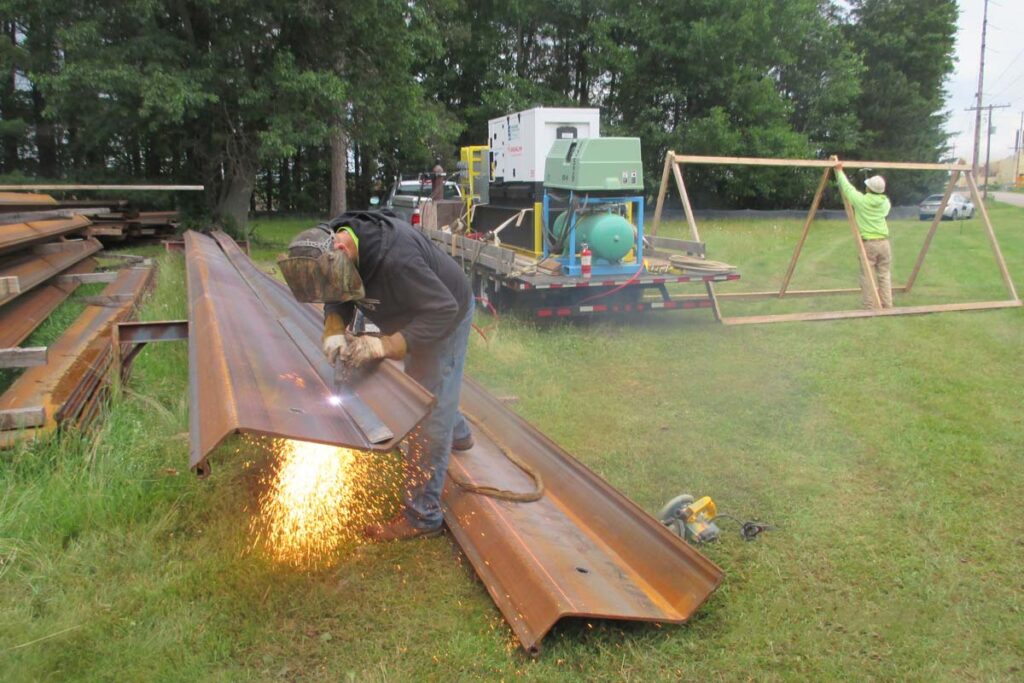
[88,210,179,243]
[0,265,154,445]
[1,193,105,357]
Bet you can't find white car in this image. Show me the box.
[918,193,974,221]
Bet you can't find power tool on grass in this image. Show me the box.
[659,493,772,544]
[659,494,721,543]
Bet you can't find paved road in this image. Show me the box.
[991,191,1024,208]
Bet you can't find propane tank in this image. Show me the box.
[581,243,592,279]
[551,211,635,263]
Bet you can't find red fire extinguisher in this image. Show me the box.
[581,243,592,279]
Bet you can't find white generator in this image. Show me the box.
[488,107,600,184]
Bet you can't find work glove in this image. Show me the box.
[339,332,407,369]
[323,310,348,363]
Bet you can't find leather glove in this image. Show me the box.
[340,332,407,369]
[322,310,348,363]
[323,334,348,364]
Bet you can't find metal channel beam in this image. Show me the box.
[182,230,721,651]
[0,259,96,348]
[184,230,433,475]
[443,378,723,653]
[0,214,92,256]
[0,237,102,307]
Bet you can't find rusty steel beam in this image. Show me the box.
[182,230,722,650]
[0,265,153,447]
[184,230,433,475]
[0,192,57,208]
[0,237,102,307]
[443,378,723,653]
[112,320,189,380]
[0,214,92,256]
[0,258,97,348]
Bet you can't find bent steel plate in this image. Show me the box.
[0,237,102,306]
[0,258,97,348]
[443,377,724,653]
[185,231,433,474]
[0,265,153,447]
[0,214,92,255]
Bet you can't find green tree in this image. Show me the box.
[846,0,958,201]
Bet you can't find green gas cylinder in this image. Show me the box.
[551,211,635,263]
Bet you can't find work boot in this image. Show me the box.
[451,434,475,451]
[364,515,443,542]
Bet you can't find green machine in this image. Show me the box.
[544,137,643,191]
[542,137,646,275]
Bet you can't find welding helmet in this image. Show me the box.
[277,225,365,303]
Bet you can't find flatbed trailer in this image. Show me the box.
[423,227,740,319]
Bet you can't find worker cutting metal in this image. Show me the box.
[278,210,475,542]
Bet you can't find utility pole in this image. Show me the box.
[1017,111,1024,189]
[971,0,990,178]
[966,103,1009,200]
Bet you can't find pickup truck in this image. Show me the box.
[385,177,462,226]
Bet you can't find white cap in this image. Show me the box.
[865,175,886,194]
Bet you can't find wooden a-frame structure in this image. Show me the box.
[650,153,1022,325]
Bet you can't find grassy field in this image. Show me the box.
[1,204,1022,681]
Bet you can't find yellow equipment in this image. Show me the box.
[658,494,721,543]
[458,145,490,231]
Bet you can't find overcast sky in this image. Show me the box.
[946,0,1024,163]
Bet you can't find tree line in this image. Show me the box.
[0,0,958,225]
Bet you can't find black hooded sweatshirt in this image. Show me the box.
[323,211,472,350]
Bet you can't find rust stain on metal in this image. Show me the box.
[443,377,723,653]
[185,230,433,475]
[0,214,92,255]
[0,265,153,447]
[0,237,102,306]
[0,258,97,348]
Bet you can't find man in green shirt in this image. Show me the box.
[834,160,893,308]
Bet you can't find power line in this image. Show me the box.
[966,103,1011,199]
[987,46,1024,87]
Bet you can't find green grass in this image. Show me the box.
[1,205,1022,681]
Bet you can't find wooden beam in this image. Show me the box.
[0,407,45,430]
[56,271,118,285]
[669,161,721,321]
[904,171,960,294]
[673,286,911,301]
[425,229,516,274]
[650,151,675,237]
[0,276,19,296]
[0,184,204,191]
[721,299,1023,326]
[0,346,47,368]
[671,155,969,172]
[779,168,831,297]
[648,235,705,256]
[964,173,1020,301]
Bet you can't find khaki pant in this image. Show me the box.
[860,238,892,309]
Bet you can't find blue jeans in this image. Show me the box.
[401,300,473,529]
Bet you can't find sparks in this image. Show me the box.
[250,439,404,569]
[255,440,356,568]
[327,395,342,406]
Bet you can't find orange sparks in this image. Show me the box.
[251,439,399,569]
